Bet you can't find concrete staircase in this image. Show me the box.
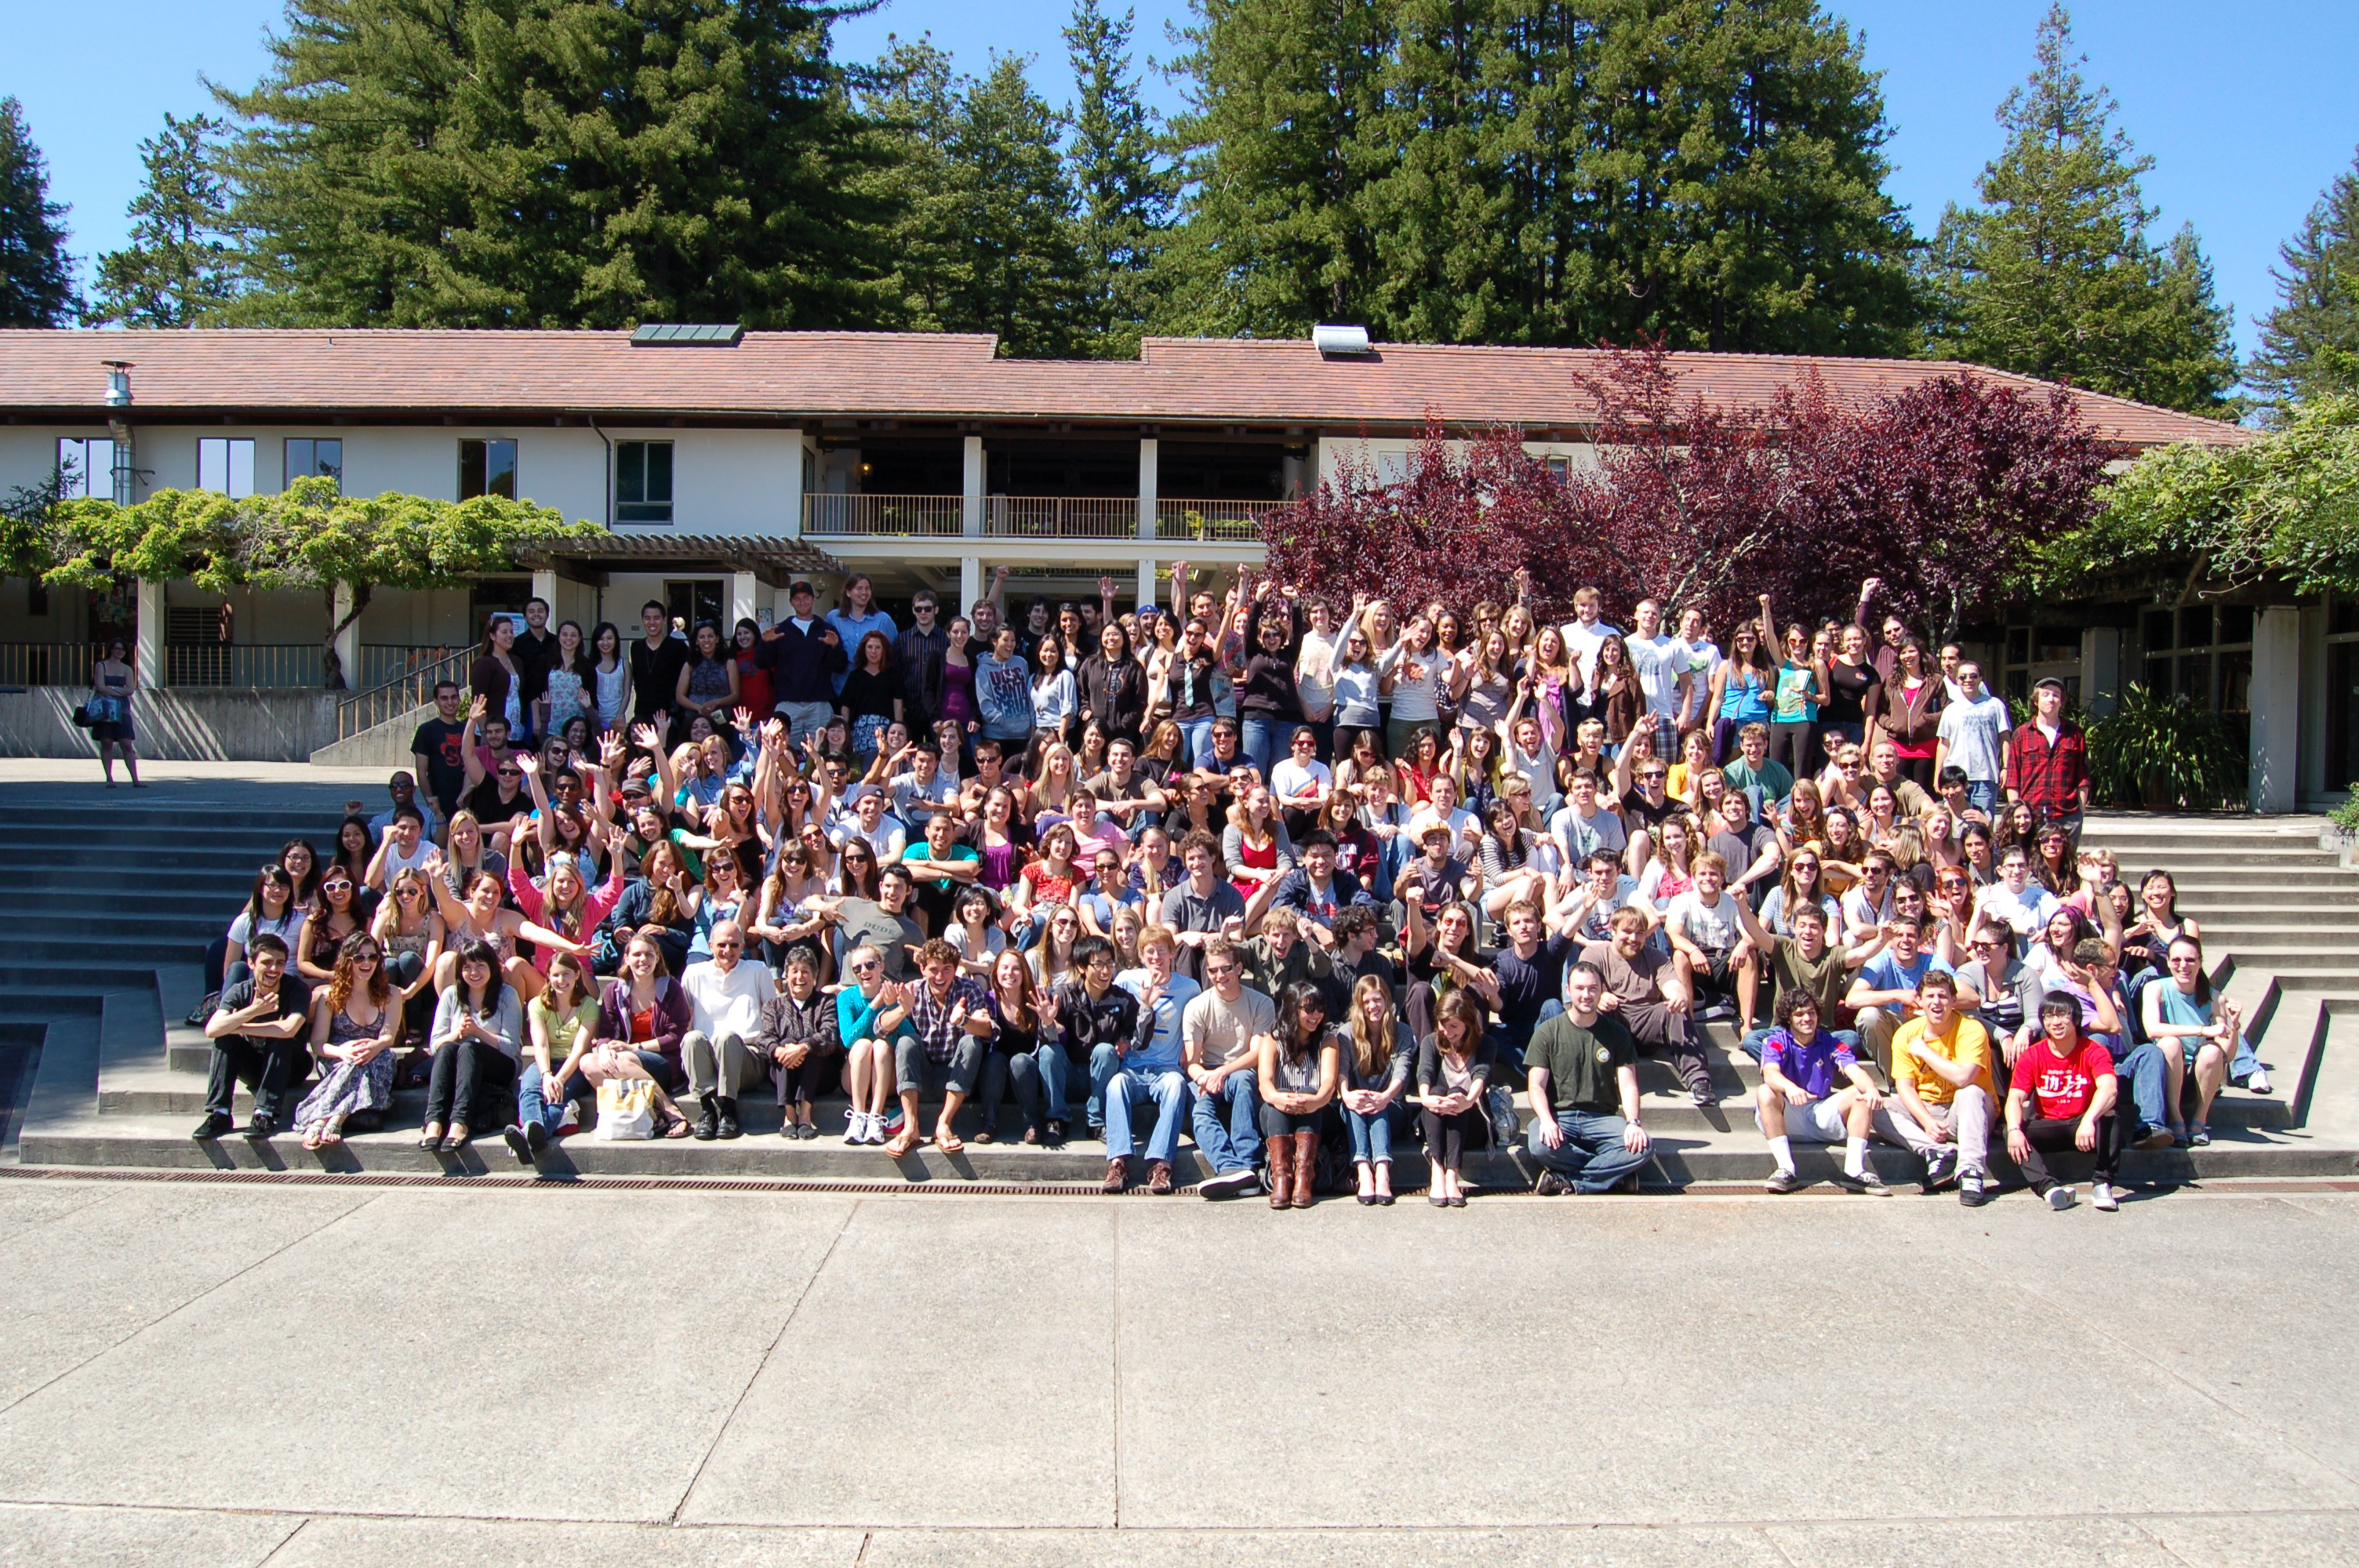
[10,804,2357,1190]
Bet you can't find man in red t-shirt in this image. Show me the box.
[2005,996,2123,1212]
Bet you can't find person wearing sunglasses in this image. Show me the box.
[292,933,401,1152]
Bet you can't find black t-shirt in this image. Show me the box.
[1490,933,1576,1025]
[213,975,314,1051]
[409,717,468,804]
[630,635,690,721]
[1623,793,1683,833]
[1822,660,1877,727]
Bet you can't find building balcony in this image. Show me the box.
[800,494,1282,544]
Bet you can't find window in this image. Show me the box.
[55,437,114,499]
[459,438,518,500]
[198,437,256,498]
[666,579,722,630]
[285,437,343,488]
[617,440,674,524]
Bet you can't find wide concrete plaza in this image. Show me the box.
[0,1174,2350,1566]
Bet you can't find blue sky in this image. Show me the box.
[6,0,2354,361]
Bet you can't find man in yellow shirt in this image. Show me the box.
[1881,971,1997,1207]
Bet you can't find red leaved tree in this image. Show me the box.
[1259,338,2108,641]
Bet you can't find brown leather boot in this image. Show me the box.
[1289,1130,1319,1208]
[1266,1131,1293,1209]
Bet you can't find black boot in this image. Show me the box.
[717,1096,742,1139]
[694,1092,720,1141]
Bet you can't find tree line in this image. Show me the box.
[0,3,2352,415]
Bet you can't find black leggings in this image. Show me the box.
[1767,720,1816,783]
[1259,1105,1332,1139]
[1419,1106,1492,1172]
[424,1040,517,1127]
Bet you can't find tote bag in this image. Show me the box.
[593,1078,656,1141]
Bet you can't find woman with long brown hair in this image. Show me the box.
[1415,989,1497,1208]
[1338,974,1414,1205]
[293,933,401,1151]
[1256,981,1342,1210]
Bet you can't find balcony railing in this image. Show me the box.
[803,494,965,537]
[337,644,475,741]
[801,494,1288,543]
[0,642,100,688]
[166,643,325,688]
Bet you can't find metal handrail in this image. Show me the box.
[336,644,475,741]
[798,493,1287,542]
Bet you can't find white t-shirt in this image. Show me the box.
[1270,757,1332,804]
[1376,643,1446,723]
[1937,694,2012,782]
[1664,889,1742,956]
[1561,619,1622,684]
[1183,985,1278,1071]
[1295,630,1339,720]
[1627,633,1685,720]
[1677,639,1722,721]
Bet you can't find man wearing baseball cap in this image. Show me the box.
[2003,676,2090,849]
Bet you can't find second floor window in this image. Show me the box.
[286,437,343,488]
[56,437,114,500]
[198,437,256,498]
[617,440,674,524]
[460,438,518,500]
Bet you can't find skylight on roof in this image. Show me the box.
[630,323,745,347]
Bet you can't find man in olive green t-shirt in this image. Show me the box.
[1524,962,1652,1196]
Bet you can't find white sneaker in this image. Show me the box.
[863,1112,886,1145]
[2248,1068,2272,1095]
[2045,1185,2077,1211]
[845,1109,867,1145]
[2092,1181,2119,1212]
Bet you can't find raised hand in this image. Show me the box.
[516,753,540,778]
[732,706,754,732]
[631,723,660,751]
[1098,575,1118,598]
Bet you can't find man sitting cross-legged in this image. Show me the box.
[1755,988,1892,1196]
[1525,962,1652,1196]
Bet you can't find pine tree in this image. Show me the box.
[2248,147,2359,416]
[1063,0,1176,357]
[865,44,1090,357]
[1158,0,1917,352]
[0,96,78,327]
[1923,4,2236,414]
[89,114,240,327]
[215,0,900,328]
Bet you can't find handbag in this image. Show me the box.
[593,1077,656,1141]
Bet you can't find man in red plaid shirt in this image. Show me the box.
[2004,677,2091,847]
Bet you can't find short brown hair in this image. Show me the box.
[915,938,960,970]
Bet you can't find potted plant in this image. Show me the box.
[2084,684,2247,811]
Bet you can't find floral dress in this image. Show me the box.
[293,1005,396,1131]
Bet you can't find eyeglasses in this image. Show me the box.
[497,768,522,779]
[322,880,353,893]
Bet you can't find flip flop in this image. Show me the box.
[936,1129,965,1153]
[885,1129,920,1157]
[301,1125,326,1152]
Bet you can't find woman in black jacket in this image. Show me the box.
[1077,621,1147,750]
[1236,585,1305,780]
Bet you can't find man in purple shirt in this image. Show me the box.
[1755,989,1890,1196]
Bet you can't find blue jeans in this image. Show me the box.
[1737,1026,1860,1062]
[1180,717,1216,770]
[1191,1069,1263,1174]
[2108,1040,2169,1131]
[1240,716,1281,779]
[1086,1042,1122,1131]
[1965,780,1999,815]
[1343,1100,1398,1163]
[1527,1109,1650,1192]
[1104,1066,1193,1160]
[1485,1018,1537,1076]
[516,1063,582,1137]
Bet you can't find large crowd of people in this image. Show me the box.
[191,564,2264,1212]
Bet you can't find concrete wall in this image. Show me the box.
[0,686,339,762]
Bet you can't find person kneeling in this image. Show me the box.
[2006,997,2125,1213]
[1755,989,1889,1196]
[1525,962,1651,1196]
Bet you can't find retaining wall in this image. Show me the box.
[0,686,339,763]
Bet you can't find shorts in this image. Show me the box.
[1756,1094,1849,1143]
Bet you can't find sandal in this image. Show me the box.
[2189,1122,2212,1147]
[885,1128,920,1157]
[660,1112,692,1139]
[301,1123,326,1152]
[972,1126,997,1145]
[936,1127,965,1154]
[319,1119,345,1147]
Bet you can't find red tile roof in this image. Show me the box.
[0,328,2247,449]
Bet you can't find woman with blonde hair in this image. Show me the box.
[371,865,445,1048]
[293,933,401,1151]
[1338,974,1415,1205]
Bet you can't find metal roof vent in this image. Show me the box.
[102,359,134,406]
[630,323,745,347]
[1312,324,1372,358]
